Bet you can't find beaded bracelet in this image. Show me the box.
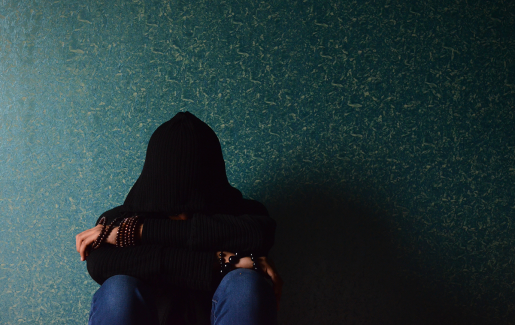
[250,253,259,271]
[115,216,141,248]
[126,217,136,246]
[219,252,260,275]
[91,217,107,249]
[218,251,232,275]
[121,217,133,247]
[115,218,124,247]
[116,217,129,247]
[92,217,122,249]
[127,216,140,246]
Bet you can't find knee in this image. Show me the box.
[94,275,145,310]
[90,275,160,325]
[212,270,277,325]
[223,269,264,286]
[218,269,272,301]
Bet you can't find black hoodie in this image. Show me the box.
[124,112,244,214]
[86,112,275,324]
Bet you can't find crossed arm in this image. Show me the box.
[75,207,283,309]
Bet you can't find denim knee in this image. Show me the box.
[89,275,159,325]
[94,275,144,309]
[218,269,270,300]
[212,269,277,325]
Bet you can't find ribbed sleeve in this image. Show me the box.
[141,213,276,256]
[87,245,215,291]
[141,218,191,249]
[87,245,163,285]
[87,201,276,292]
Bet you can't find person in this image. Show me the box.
[75,112,282,325]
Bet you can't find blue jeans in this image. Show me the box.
[89,269,277,325]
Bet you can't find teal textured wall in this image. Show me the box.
[1,0,514,324]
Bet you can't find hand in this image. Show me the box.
[219,252,283,311]
[251,257,283,311]
[75,225,119,261]
[169,213,189,220]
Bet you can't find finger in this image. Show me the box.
[261,259,283,310]
[79,232,96,261]
[75,227,95,252]
[269,271,283,310]
[79,237,89,261]
[76,231,91,253]
[76,225,102,255]
[234,256,253,269]
[76,232,85,253]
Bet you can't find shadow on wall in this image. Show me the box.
[263,181,483,325]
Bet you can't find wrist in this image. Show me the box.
[215,251,234,264]
[115,216,142,247]
[138,224,143,241]
[106,227,118,245]
[216,251,235,275]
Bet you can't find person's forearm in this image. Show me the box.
[87,245,215,290]
[104,223,144,245]
[142,213,276,255]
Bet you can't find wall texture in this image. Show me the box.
[1,0,514,324]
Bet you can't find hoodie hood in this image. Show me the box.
[123,112,243,214]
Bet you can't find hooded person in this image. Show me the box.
[124,111,246,215]
[77,112,280,325]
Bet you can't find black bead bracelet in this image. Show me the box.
[219,251,231,275]
[228,252,241,265]
[250,253,259,271]
[92,217,122,249]
[219,252,260,276]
